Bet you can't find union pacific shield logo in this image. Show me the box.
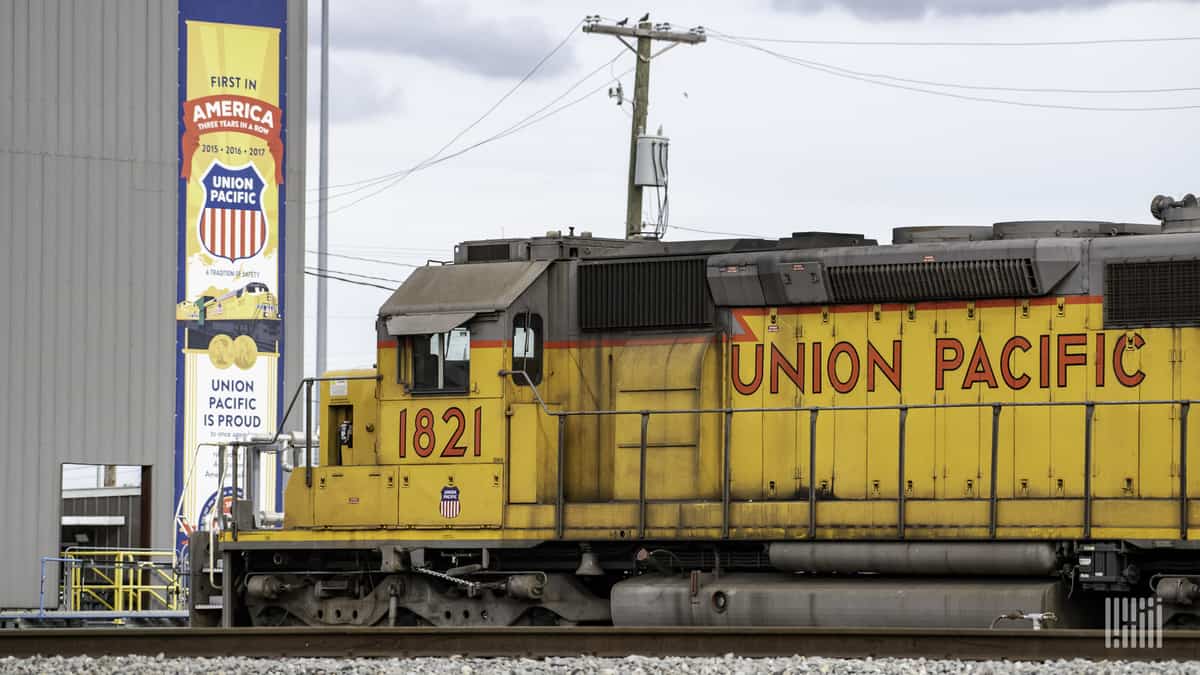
[440,485,460,519]
[198,161,268,263]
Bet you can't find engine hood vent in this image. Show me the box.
[828,258,1037,304]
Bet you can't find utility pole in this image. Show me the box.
[317,0,330,381]
[583,16,705,239]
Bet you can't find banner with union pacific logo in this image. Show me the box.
[175,0,289,552]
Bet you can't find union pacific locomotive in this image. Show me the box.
[193,195,1200,629]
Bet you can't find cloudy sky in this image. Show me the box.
[302,0,1200,374]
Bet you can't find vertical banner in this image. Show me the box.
[176,0,287,553]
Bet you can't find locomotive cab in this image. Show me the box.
[285,257,560,531]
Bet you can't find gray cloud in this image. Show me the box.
[314,0,576,79]
[773,0,1151,19]
[307,58,402,124]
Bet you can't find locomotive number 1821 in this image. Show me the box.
[398,407,483,458]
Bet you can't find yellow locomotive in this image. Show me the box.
[195,196,1200,629]
[176,281,280,322]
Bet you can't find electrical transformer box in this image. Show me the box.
[634,133,669,187]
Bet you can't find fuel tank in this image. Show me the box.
[768,542,1060,576]
[610,573,1089,628]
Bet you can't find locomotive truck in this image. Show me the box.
[192,194,1200,629]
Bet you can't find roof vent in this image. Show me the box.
[993,221,1158,239]
[892,226,993,245]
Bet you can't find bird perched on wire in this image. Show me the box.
[639,12,650,22]
[616,17,628,26]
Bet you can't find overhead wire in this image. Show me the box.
[671,224,769,238]
[306,18,583,195]
[708,38,1200,95]
[322,245,446,253]
[304,269,395,291]
[308,51,632,219]
[306,49,629,212]
[305,249,425,267]
[304,266,408,285]
[709,32,1200,47]
[712,33,1200,112]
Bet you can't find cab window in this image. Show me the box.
[412,327,470,392]
[511,314,543,386]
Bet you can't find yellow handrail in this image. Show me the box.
[61,548,181,612]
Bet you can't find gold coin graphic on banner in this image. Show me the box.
[233,335,259,370]
[208,334,235,369]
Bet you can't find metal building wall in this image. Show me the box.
[0,0,307,608]
[61,490,145,550]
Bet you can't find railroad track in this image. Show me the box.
[0,627,1198,661]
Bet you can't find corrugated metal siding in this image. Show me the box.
[0,0,306,608]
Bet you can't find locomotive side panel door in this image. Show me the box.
[761,308,801,502]
[936,303,983,503]
[865,305,904,520]
[901,304,937,502]
[1136,325,1176,500]
[729,310,766,501]
[976,302,1017,522]
[829,306,869,504]
[378,324,507,528]
[1010,302,1052,502]
[390,397,506,527]
[1089,304,1140,511]
[508,402,555,504]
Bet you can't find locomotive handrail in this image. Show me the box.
[498,369,555,417]
[297,375,380,490]
[544,398,1196,543]
[547,398,1200,416]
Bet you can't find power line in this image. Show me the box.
[304,266,407,285]
[307,52,632,220]
[710,31,1200,48]
[670,224,770,238]
[715,35,1200,112]
[305,19,583,195]
[322,245,446,253]
[305,249,426,267]
[708,37,1200,95]
[305,49,628,212]
[304,269,395,291]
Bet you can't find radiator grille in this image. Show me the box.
[827,259,1038,303]
[1105,259,1200,327]
[579,258,712,331]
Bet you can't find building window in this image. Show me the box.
[511,313,543,386]
[412,327,471,392]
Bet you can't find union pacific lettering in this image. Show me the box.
[731,332,1146,396]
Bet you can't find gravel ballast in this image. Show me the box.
[0,655,1194,674]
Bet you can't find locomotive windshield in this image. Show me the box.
[412,327,470,392]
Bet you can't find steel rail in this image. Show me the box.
[0,627,1198,660]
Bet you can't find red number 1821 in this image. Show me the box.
[398,406,482,458]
